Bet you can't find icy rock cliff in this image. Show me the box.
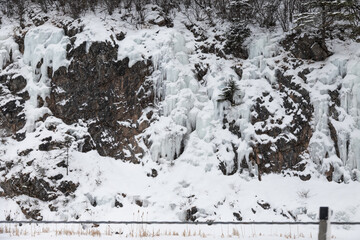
[1,18,360,184]
[1,11,360,222]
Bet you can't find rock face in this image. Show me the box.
[0,172,79,220]
[249,70,313,176]
[282,33,332,61]
[57,181,79,196]
[0,74,28,138]
[47,41,154,162]
[0,173,57,201]
[222,69,314,178]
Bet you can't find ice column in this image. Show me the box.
[22,25,69,131]
[147,31,201,161]
[341,57,360,172]
[0,29,21,70]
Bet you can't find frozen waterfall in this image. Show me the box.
[22,25,69,132]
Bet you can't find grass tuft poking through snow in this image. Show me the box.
[0,223,358,239]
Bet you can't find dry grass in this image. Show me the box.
[55,227,101,236]
[0,224,328,239]
[0,225,28,236]
[232,227,240,236]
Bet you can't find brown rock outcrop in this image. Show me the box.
[47,41,154,162]
[0,173,57,201]
[0,74,28,139]
[282,33,332,61]
[249,70,313,175]
[222,69,313,178]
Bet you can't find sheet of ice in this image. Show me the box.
[148,117,187,161]
[305,44,360,181]
[21,24,69,131]
[248,32,281,59]
[0,26,21,70]
[116,18,213,163]
[341,55,360,173]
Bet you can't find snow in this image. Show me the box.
[1,6,360,239]
[0,223,360,240]
[2,145,360,222]
[73,13,116,51]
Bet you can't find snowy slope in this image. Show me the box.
[0,6,359,234]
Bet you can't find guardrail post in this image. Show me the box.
[318,207,331,240]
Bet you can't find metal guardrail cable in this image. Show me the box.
[0,221,359,225]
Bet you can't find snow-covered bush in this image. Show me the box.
[217,78,240,106]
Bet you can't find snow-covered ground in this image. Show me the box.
[1,150,360,222]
